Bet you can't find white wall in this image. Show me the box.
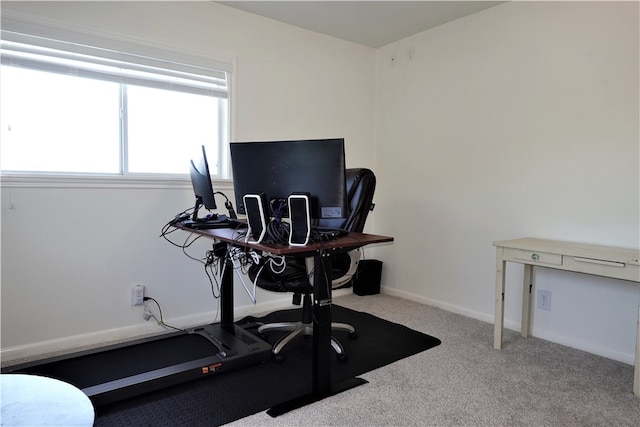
[373,1,639,363]
[0,1,376,361]
[2,1,639,367]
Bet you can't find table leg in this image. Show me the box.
[267,250,367,417]
[494,249,506,350]
[220,244,234,332]
[312,251,332,396]
[521,264,533,338]
[267,254,333,417]
[634,303,640,397]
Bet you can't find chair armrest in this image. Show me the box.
[331,248,362,289]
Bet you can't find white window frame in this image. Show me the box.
[0,11,234,189]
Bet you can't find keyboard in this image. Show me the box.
[181,217,247,230]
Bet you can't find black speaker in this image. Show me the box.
[288,193,311,246]
[243,193,268,243]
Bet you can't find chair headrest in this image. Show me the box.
[344,168,376,232]
[318,168,376,232]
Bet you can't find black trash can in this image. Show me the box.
[353,259,383,296]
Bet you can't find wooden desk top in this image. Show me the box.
[177,225,394,255]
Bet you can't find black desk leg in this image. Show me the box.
[220,244,234,332]
[267,250,367,417]
[312,251,332,395]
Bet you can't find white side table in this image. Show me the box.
[493,238,640,396]
[1,374,94,426]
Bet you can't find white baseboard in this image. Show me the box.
[1,289,353,366]
[4,286,633,366]
[530,327,635,365]
[380,286,494,324]
[1,299,284,365]
[380,286,635,365]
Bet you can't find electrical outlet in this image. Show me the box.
[537,290,551,311]
[407,46,415,62]
[131,284,144,306]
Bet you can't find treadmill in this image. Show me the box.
[2,250,271,406]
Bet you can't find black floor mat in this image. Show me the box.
[95,305,441,427]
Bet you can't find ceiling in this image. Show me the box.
[217,1,504,48]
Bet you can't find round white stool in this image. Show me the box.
[1,374,94,426]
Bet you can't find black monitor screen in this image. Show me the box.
[230,138,347,221]
[189,145,217,220]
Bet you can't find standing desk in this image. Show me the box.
[181,226,394,415]
[493,237,640,396]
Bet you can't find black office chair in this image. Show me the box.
[248,168,376,361]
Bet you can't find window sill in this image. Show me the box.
[0,173,233,190]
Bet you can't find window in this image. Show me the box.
[0,29,230,178]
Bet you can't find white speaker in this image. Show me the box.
[288,193,311,246]
[243,193,268,244]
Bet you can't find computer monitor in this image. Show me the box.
[229,138,348,222]
[189,145,217,221]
